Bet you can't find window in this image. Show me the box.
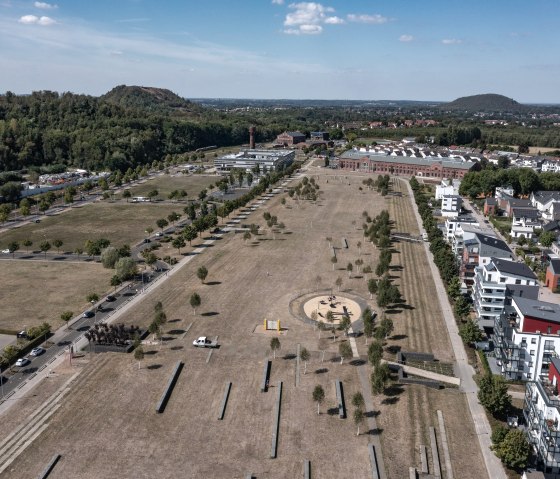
[515,279,521,285]
[531,338,537,344]
[499,277,506,283]
[530,350,535,356]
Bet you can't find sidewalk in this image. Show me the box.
[405,180,507,479]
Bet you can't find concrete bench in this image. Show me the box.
[335,379,346,419]
[155,361,183,413]
[37,454,61,479]
[368,444,380,479]
[270,381,283,458]
[218,382,232,420]
[261,360,271,393]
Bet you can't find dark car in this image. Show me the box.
[143,238,151,243]
[82,311,95,318]
[16,330,28,339]
[34,219,41,223]
[106,295,116,302]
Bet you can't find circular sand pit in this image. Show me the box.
[302,294,362,325]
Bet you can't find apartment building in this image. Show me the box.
[494,297,560,381]
[460,233,513,289]
[441,195,462,217]
[473,258,538,329]
[524,357,560,474]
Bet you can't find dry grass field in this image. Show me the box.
[0,202,184,251]
[3,168,487,478]
[126,174,218,199]
[0,261,111,331]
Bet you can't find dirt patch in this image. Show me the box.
[0,262,111,330]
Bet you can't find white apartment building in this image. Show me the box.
[445,216,479,243]
[524,356,560,474]
[495,297,560,382]
[473,258,538,329]
[435,178,461,199]
[441,195,462,218]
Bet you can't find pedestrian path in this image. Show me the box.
[405,180,506,479]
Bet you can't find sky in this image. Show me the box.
[1,0,559,102]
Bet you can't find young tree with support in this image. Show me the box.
[270,337,281,359]
[300,347,310,374]
[339,341,352,364]
[312,385,325,415]
[190,293,201,315]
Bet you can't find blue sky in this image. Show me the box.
[1,0,558,102]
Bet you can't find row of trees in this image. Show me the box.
[459,167,560,199]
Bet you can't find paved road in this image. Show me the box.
[0,271,164,400]
[0,170,305,408]
[405,179,507,479]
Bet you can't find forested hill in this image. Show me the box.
[441,94,525,112]
[101,85,205,116]
[0,90,281,173]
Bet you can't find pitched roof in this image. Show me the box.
[549,258,560,275]
[532,191,560,204]
[485,198,497,205]
[507,198,532,208]
[512,207,539,220]
[543,220,560,232]
[285,131,305,137]
[490,258,537,279]
[338,151,476,170]
[474,233,511,255]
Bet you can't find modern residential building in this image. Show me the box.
[310,131,329,141]
[503,198,533,217]
[214,149,295,173]
[435,178,461,199]
[336,150,477,179]
[445,216,479,243]
[441,195,462,217]
[473,258,538,328]
[460,233,513,289]
[494,296,559,381]
[546,259,560,292]
[511,207,541,239]
[531,191,560,221]
[524,357,560,474]
[275,131,306,146]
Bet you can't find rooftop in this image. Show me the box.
[533,191,560,204]
[338,150,476,170]
[489,257,537,279]
[549,258,560,275]
[475,233,511,254]
[513,296,560,322]
[485,198,497,205]
[512,207,539,220]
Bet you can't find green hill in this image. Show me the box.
[100,85,205,115]
[441,93,525,112]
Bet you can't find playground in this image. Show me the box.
[302,294,362,325]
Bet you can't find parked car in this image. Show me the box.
[143,238,151,243]
[35,219,41,223]
[15,358,30,367]
[192,336,219,348]
[82,311,95,318]
[1,249,10,254]
[30,347,45,356]
[155,232,163,237]
[105,295,116,302]
[16,330,28,339]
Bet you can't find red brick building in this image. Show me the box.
[483,198,497,216]
[337,151,477,179]
[275,131,306,146]
[546,259,560,292]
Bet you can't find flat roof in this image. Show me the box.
[514,296,560,322]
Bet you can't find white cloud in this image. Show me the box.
[272,0,284,4]
[283,2,347,35]
[324,16,344,24]
[34,1,57,9]
[346,14,388,24]
[399,34,413,42]
[19,15,55,25]
[442,38,462,45]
